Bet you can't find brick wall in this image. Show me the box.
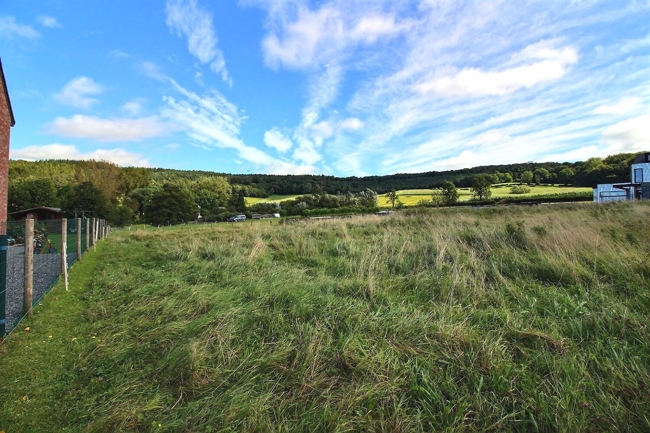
[0,80,10,232]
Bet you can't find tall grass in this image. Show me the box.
[2,202,649,432]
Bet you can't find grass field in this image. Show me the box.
[246,194,301,206]
[379,185,592,207]
[1,202,649,431]
[245,185,592,208]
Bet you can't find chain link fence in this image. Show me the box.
[0,217,108,337]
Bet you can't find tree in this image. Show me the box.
[145,184,197,225]
[521,170,534,184]
[500,172,513,183]
[385,189,399,208]
[557,167,575,186]
[440,180,459,205]
[108,205,136,226]
[228,188,247,211]
[8,179,59,212]
[533,168,551,184]
[62,181,110,219]
[471,175,492,201]
[357,189,378,208]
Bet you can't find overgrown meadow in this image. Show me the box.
[1,202,649,432]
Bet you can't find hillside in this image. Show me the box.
[1,202,649,431]
[6,152,639,225]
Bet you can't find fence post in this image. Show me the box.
[76,217,82,263]
[0,233,7,336]
[93,218,97,252]
[85,217,89,252]
[24,219,34,316]
[61,218,68,291]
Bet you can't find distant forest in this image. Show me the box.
[7,152,640,225]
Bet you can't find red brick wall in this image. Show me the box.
[0,84,10,233]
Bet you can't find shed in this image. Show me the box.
[9,207,63,221]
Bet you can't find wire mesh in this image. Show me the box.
[1,218,106,336]
[4,219,27,334]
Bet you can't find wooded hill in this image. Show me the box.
[6,152,639,224]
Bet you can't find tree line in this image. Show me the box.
[6,152,641,224]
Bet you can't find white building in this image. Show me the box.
[594,153,650,203]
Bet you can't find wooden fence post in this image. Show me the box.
[85,217,89,252]
[61,218,68,291]
[76,217,82,262]
[93,218,97,252]
[24,219,34,316]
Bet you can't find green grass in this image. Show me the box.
[246,194,301,206]
[2,202,650,432]
[379,185,592,207]
[245,185,591,208]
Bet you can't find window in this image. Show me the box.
[634,168,643,183]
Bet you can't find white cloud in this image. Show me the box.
[261,4,407,69]
[141,61,167,81]
[165,0,231,84]
[110,50,129,59]
[593,97,642,115]
[264,128,293,152]
[0,16,39,39]
[46,115,171,142]
[122,100,144,115]
[54,77,103,109]
[350,15,407,43]
[601,114,650,153]
[37,15,60,28]
[340,117,363,131]
[414,43,578,97]
[311,121,333,140]
[10,144,149,166]
[161,80,315,174]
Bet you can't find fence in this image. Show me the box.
[0,217,109,337]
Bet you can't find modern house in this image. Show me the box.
[593,153,650,203]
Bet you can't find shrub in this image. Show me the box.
[510,185,532,194]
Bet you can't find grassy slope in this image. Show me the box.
[1,202,650,432]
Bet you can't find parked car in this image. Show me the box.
[7,237,15,246]
[228,214,246,222]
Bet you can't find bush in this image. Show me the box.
[510,185,532,194]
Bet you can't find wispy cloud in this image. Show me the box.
[37,15,61,28]
[121,100,145,116]
[54,77,103,109]
[161,80,315,174]
[46,115,171,142]
[0,16,39,39]
[264,127,293,153]
[11,144,149,166]
[165,0,231,85]
[110,50,129,59]
[260,2,409,69]
[414,42,578,97]
[593,97,642,115]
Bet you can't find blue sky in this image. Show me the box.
[1,0,649,176]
